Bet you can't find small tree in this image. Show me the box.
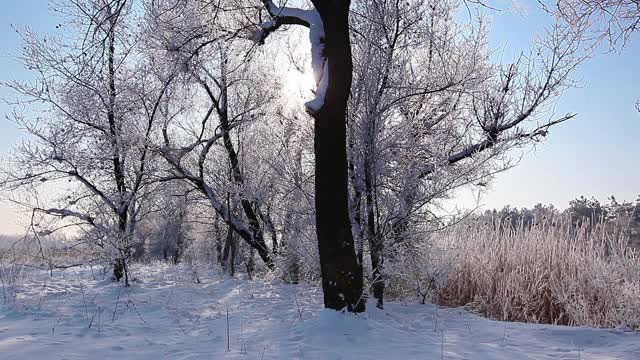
[1,0,170,285]
[146,0,277,268]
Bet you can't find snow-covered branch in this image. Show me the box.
[255,1,327,113]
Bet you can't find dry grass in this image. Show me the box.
[427,218,640,328]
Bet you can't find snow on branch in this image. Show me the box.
[35,207,99,229]
[304,60,328,113]
[253,1,312,44]
[255,1,327,114]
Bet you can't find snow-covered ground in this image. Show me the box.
[0,263,638,359]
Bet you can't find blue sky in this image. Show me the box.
[458,4,640,210]
[0,1,56,234]
[0,1,638,234]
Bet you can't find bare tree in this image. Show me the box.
[346,0,585,308]
[0,0,171,285]
[145,0,278,269]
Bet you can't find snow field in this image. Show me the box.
[0,263,638,359]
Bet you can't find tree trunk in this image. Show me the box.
[229,233,237,277]
[259,208,278,254]
[246,246,255,280]
[283,211,300,284]
[348,133,365,266]
[112,211,129,285]
[173,207,186,265]
[105,5,130,287]
[354,188,365,266]
[215,80,273,269]
[364,157,384,309]
[214,215,223,265]
[311,1,365,313]
[222,224,236,275]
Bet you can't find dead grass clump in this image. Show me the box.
[432,218,640,328]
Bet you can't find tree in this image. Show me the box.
[143,191,191,263]
[567,196,606,227]
[145,0,277,269]
[254,0,365,312]
[347,0,492,308]
[344,0,584,308]
[251,0,586,312]
[1,0,169,285]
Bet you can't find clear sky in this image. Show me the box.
[0,1,57,234]
[0,1,638,234]
[454,3,640,211]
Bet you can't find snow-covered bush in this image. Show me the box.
[427,217,640,328]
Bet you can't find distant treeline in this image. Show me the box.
[474,195,640,247]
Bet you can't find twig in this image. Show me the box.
[89,305,101,329]
[441,329,445,360]
[112,285,122,322]
[226,308,230,352]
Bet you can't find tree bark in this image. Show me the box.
[311,0,365,313]
[348,132,365,266]
[258,207,278,254]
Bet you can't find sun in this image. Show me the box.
[282,66,317,103]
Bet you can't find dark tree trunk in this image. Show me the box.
[215,240,222,264]
[246,246,255,280]
[229,233,237,277]
[390,186,417,246]
[354,197,365,266]
[287,253,300,284]
[173,209,185,265]
[348,132,365,266]
[364,158,384,309]
[105,6,130,287]
[282,211,300,284]
[214,216,223,265]
[311,0,365,313]
[112,212,129,285]
[173,239,182,265]
[113,258,124,282]
[222,224,235,275]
